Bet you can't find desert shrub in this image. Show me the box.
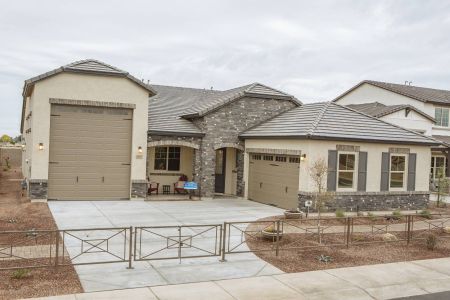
[426,234,438,251]
[367,212,375,220]
[317,254,332,263]
[11,269,29,279]
[335,209,345,218]
[392,210,402,217]
[420,210,431,219]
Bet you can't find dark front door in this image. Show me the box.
[215,148,226,193]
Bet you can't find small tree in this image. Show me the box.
[309,158,334,243]
[0,134,13,144]
[435,168,449,208]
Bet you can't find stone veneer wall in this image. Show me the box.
[298,191,430,212]
[192,96,297,197]
[29,179,48,199]
[131,180,147,198]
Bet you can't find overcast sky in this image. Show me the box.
[1,0,450,136]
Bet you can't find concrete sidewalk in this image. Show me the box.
[34,257,450,300]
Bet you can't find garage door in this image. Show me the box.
[248,154,300,209]
[48,104,132,200]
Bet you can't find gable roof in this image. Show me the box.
[333,80,450,105]
[148,83,300,136]
[21,59,156,132]
[346,102,435,122]
[22,59,156,97]
[240,102,440,146]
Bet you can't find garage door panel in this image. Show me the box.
[248,155,300,209]
[48,104,132,200]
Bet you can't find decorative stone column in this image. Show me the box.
[236,149,245,197]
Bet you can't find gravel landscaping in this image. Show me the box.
[246,213,450,273]
[0,167,83,299]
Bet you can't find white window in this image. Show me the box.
[390,154,407,190]
[431,155,446,180]
[435,107,449,127]
[337,152,357,190]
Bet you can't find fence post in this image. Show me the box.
[178,226,182,264]
[346,217,351,248]
[220,223,227,262]
[127,226,134,269]
[407,215,411,245]
[55,230,60,267]
[275,220,280,257]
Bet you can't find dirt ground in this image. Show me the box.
[246,213,450,273]
[0,167,83,299]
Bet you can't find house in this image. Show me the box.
[21,59,299,200]
[333,80,450,183]
[20,60,438,211]
[240,102,439,210]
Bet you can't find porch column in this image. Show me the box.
[192,147,203,196]
[446,148,450,178]
[236,149,245,197]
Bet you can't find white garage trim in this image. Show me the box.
[50,98,136,109]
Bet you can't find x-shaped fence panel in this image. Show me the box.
[134,224,222,261]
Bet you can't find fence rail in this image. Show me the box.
[0,213,449,270]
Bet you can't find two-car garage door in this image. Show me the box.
[248,154,300,209]
[48,104,132,200]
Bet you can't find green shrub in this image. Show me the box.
[11,269,29,279]
[392,210,402,217]
[420,210,432,219]
[367,212,375,220]
[335,209,345,218]
[317,254,332,263]
[426,234,438,251]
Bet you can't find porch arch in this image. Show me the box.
[147,140,200,150]
[213,142,244,151]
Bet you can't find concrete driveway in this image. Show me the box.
[48,198,284,292]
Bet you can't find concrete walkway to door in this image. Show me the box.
[48,198,285,292]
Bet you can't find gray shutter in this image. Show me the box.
[380,152,390,191]
[357,152,368,191]
[327,150,337,191]
[407,153,417,191]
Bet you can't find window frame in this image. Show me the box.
[435,107,450,127]
[336,151,358,191]
[153,146,181,172]
[431,155,446,181]
[389,154,408,191]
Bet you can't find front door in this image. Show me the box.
[215,148,226,193]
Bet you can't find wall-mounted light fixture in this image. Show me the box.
[138,146,143,154]
[300,154,306,161]
[38,143,44,151]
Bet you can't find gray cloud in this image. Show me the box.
[1,0,449,135]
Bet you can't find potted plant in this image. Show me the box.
[284,207,304,219]
[261,224,283,241]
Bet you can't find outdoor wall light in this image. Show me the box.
[38,143,44,151]
[300,154,306,161]
[138,146,143,154]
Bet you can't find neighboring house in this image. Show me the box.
[240,102,439,210]
[333,80,450,182]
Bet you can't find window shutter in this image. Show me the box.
[380,152,390,191]
[357,152,368,191]
[327,150,337,191]
[407,153,417,191]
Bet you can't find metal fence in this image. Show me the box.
[0,214,449,270]
[134,224,222,262]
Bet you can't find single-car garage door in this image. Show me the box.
[248,153,300,209]
[48,104,132,200]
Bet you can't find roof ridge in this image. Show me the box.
[366,80,450,93]
[307,102,331,135]
[64,59,128,74]
[151,84,224,93]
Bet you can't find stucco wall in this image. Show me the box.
[244,139,431,197]
[147,146,194,193]
[380,110,433,135]
[335,83,450,137]
[27,72,149,183]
